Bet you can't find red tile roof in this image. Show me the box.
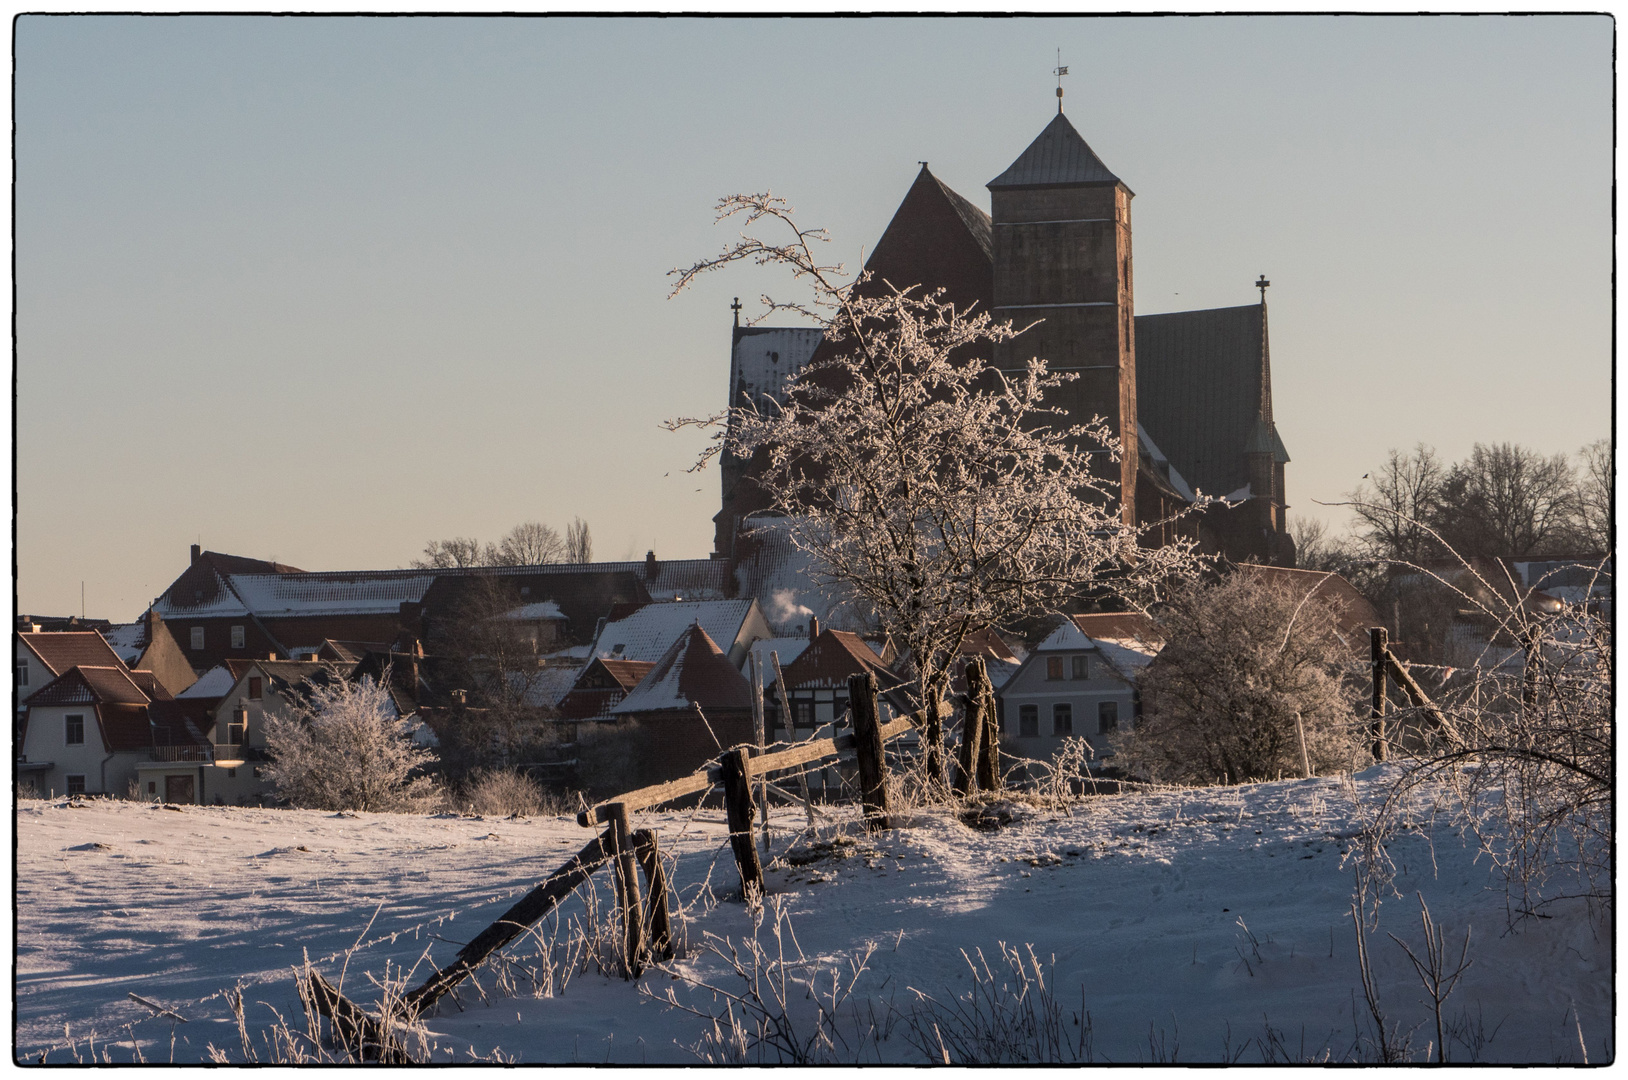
[1070,612,1162,646]
[556,658,658,721]
[774,629,894,692]
[126,670,175,701]
[958,626,1019,664]
[18,632,127,677]
[98,703,155,752]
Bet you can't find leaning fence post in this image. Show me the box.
[631,828,674,961]
[847,672,891,831]
[604,802,645,977]
[770,650,816,831]
[1370,627,1389,762]
[749,652,770,851]
[720,748,764,899]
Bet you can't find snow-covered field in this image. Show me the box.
[15,767,1612,1063]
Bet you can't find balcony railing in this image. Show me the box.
[148,745,214,763]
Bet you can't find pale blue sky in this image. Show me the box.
[16,15,1613,618]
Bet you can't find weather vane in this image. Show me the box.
[1054,50,1069,113]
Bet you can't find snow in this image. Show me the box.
[746,637,811,680]
[152,571,251,618]
[15,768,1611,1064]
[590,600,755,665]
[101,623,146,664]
[225,573,435,617]
[176,665,236,700]
[1034,621,1093,652]
[504,602,565,621]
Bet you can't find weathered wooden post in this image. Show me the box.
[847,671,891,831]
[631,828,674,962]
[978,679,1003,792]
[749,652,770,851]
[924,694,945,792]
[720,747,764,899]
[1369,627,1389,762]
[769,650,816,830]
[955,657,989,795]
[604,802,645,976]
[1295,710,1312,779]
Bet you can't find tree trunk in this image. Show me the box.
[848,671,890,831]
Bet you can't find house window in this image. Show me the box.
[1098,701,1119,734]
[1053,703,1073,736]
[1071,655,1089,680]
[65,714,85,745]
[793,701,815,729]
[231,625,245,649]
[191,626,205,650]
[15,662,27,687]
[147,781,156,794]
[66,775,86,796]
[227,714,246,745]
[1018,704,1039,738]
[247,677,262,701]
[1045,657,1063,680]
[227,768,237,778]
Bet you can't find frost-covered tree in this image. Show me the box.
[1118,572,1362,785]
[667,194,1200,777]
[262,671,437,812]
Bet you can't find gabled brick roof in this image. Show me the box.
[29,665,151,707]
[17,632,127,677]
[773,629,895,693]
[556,658,658,721]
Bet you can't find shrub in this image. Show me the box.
[1118,572,1362,784]
[463,769,544,817]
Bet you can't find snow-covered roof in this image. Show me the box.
[1137,424,1196,502]
[225,572,435,617]
[505,601,566,621]
[591,599,758,665]
[1095,639,1156,678]
[732,517,860,635]
[177,665,237,700]
[152,569,251,618]
[521,666,581,709]
[746,637,812,680]
[613,623,751,715]
[1035,621,1094,652]
[101,622,146,664]
[728,326,825,416]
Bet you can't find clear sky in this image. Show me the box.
[16,14,1613,620]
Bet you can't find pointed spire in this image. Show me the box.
[987,112,1126,191]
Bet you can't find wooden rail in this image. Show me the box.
[575,710,924,827]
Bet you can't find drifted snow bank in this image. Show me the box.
[16,767,1612,1063]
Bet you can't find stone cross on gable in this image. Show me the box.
[731,297,742,327]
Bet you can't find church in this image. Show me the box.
[716,100,1295,570]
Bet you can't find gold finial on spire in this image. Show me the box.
[1054,50,1068,113]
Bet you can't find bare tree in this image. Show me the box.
[1118,572,1363,785]
[667,194,1200,778]
[566,517,593,563]
[1348,444,1446,564]
[411,537,486,570]
[1432,442,1577,560]
[487,521,566,566]
[262,671,437,812]
[1573,438,1611,556]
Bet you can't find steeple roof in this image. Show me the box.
[987,112,1127,192]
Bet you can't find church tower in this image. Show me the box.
[988,110,1138,524]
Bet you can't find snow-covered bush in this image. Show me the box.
[1117,572,1362,785]
[463,768,543,817]
[262,672,438,813]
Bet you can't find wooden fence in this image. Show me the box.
[303,667,987,1060]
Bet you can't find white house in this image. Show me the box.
[996,615,1161,766]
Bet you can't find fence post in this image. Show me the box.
[978,677,1003,792]
[770,650,817,830]
[749,652,769,851]
[1370,627,1389,762]
[604,802,645,977]
[924,694,945,791]
[631,828,674,962]
[721,748,764,899]
[955,658,988,795]
[848,672,891,831]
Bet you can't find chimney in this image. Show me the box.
[190,544,201,566]
[645,550,658,581]
[809,616,820,641]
